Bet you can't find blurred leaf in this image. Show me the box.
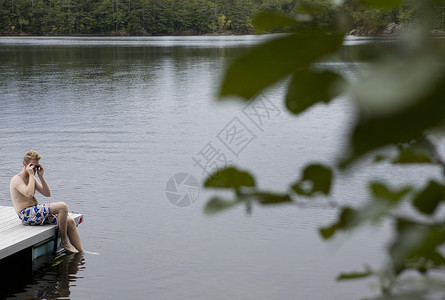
[220,29,344,99]
[412,181,445,215]
[427,120,445,139]
[320,223,339,239]
[374,153,389,162]
[286,69,346,115]
[393,139,436,164]
[254,192,292,205]
[297,0,333,15]
[396,277,445,294]
[342,62,445,167]
[292,164,333,196]
[371,182,411,204]
[254,11,299,32]
[365,293,427,300]
[393,148,433,164]
[204,166,255,189]
[204,197,240,215]
[360,183,409,224]
[204,191,291,215]
[336,270,372,281]
[358,0,403,9]
[320,183,409,239]
[390,218,445,270]
[351,59,442,117]
[374,138,437,165]
[319,207,358,239]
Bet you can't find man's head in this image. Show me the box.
[23,150,42,169]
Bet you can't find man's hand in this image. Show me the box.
[37,164,44,177]
[34,164,51,197]
[26,163,35,176]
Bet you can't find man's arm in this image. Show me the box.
[12,173,36,199]
[35,165,51,197]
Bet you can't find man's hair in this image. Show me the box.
[24,150,41,164]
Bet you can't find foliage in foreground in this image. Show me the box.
[204,0,445,298]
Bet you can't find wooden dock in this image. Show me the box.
[0,206,83,262]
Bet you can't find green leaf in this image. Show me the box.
[254,11,299,32]
[336,270,372,281]
[393,139,436,164]
[412,181,445,215]
[374,139,437,165]
[351,59,442,117]
[362,183,410,224]
[254,192,292,205]
[204,190,291,215]
[393,148,433,164]
[296,0,332,16]
[342,60,445,167]
[286,69,346,115]
[220,29,344,100]
[371,182,411,204]
[358,0,402,9]
[204,166,255,189]
[204,197,240,215]
[320,223,339,239]
[390,218,445,270]
[319,207,358,239]
[292,164,333,196]
[320,183,409,239]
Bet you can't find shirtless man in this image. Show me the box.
[10,150,82,253]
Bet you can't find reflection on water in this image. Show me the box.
[1,253,85,299]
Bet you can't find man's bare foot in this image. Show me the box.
[60,241,79,253]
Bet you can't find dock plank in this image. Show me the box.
[0,206,83,260]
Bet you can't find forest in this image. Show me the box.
[1,0,445,35]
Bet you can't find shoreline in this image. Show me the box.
[0,31,254,37]
[1,27,444,38]
[348,22,445,37]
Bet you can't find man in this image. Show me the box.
[10,150,82,253]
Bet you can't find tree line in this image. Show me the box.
[0,0,296,35]
[0,0,444,35]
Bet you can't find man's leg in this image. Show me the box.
[49,202,79,253]
[67,217,83,251]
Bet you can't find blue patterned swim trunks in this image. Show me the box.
[18,203,58,226]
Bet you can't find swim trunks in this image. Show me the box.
[18,203,58,226]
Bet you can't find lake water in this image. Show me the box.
[0,35,442,299]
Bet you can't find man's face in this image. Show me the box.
[25,159,40,173]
